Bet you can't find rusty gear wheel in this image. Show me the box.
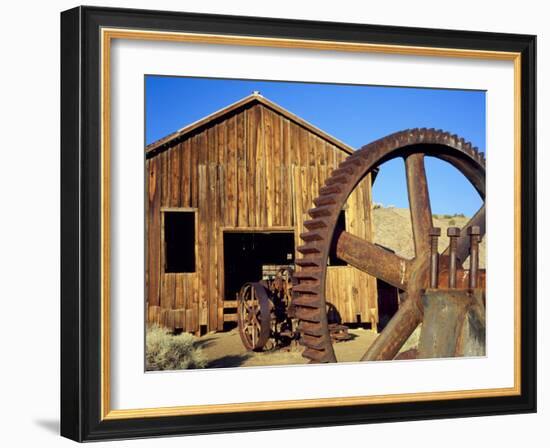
[293,128,486,363]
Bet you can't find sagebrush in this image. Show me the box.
[146,325,208,370]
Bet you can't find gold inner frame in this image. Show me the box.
[100,27,522,420]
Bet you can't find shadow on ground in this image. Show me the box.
[207,354,251,368]
[194,338,216,350]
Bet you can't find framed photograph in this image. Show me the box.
[60,6,536,441]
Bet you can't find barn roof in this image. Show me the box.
[145,92,356,157]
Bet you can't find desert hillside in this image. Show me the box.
[372,207,486,268]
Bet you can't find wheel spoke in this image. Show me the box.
[335,230,412,290]
[441,205,486,268]
[361,290,423,361]
[246,302,254,323]
[405,153,433,259]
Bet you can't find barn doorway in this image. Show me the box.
[223,231,295,301]
[376,279,400,331]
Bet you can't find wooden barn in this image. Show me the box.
[145,92,379,335]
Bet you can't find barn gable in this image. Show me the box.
[146,92,355,158]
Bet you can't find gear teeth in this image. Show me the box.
[292,295,322,308]
[300,334,329,351]
[304,218,328,230]
[293,283,320,295]
[294,306,322,322]
[297,321,324,337]
[300,231,324,242]
[313,194,338,206]
[325,174,350,186]
[297,244,321,255]
[303,348,333,363]
[331,166,355,177]
[340,157,364,169]
[308,205,333,218]
[319,184,343,195]
[293,269,321,281]
[295,257,322,267]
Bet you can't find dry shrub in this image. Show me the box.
[146,325,207,371]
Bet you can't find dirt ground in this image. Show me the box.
[197,327,384,368]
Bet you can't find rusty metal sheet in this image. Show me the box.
[417,289,485,359]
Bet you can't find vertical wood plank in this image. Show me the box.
[264,108,274,226]
[226,117,238,227]
[175,274,183,310]
[282,119,291,226]
[310,135,319,205]
[258,106,267,226]
[217,118,226,165]
[160,151,169,207]
[169,144,181,207]
[169,274,176,312]
[181,139,191,207]
[246,106,258,227]
[217,222,225,331]
[208,163,219,331]
[272,113,282,226]
[300,165,308,228]
[188,275,199,333]
[198,164,209,328]
[190,135,199,208]
[237,110,248,227]
[147,157,161,310]
[293,165,304,263]
[299,129,310,214]
[160,274,176,324]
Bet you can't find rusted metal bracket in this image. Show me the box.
[417,224,486,358]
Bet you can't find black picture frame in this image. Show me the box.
[61,5,536,442]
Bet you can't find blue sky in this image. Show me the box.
[145,76,485,216]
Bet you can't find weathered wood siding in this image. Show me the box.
[146,102,377,333]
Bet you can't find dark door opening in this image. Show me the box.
[223,232,295,300]
[376,279,400,331]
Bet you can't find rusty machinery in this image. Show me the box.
[292,128,486,363]
[237,267,350,351]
